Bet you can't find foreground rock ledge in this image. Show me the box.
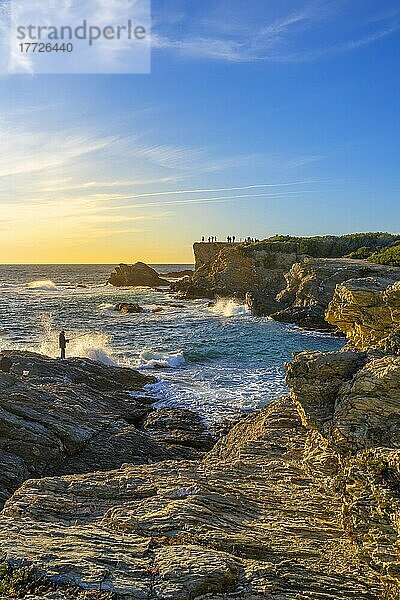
[0,396,382,599]
[0,352,214,507]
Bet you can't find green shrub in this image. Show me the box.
[369,245,400,267]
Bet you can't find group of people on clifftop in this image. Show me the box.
[200,235,260,243]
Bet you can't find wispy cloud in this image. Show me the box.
[153,0,400,63]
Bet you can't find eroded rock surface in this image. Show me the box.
[0,397,383,599]
[272,258,400,330]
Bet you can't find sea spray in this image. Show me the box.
[36,313,115,365]
[209,298,251,317]
[25,279,58,290]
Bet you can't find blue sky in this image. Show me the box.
[0,0,399,263]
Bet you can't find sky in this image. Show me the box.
[0,0,399,264]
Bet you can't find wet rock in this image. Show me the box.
[108,263,169,288]
[115,302,144,314]
[163,269,194,279]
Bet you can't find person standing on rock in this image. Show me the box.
[59,331,69,360]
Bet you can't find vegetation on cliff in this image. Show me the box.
[369,244,400,267]
[240,232,400,258]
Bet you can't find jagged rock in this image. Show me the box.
[331,356,400,452]
[0,397,381,598]
[342,447,400,596]
[108,263,169,288]
[326,277,400,352]
[273,258,400,330]
[115,302,144,314]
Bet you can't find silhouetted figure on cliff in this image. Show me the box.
[201,236,205,242]
[232,235,236,243]
[59,331,69,360]
[0,355,12,374]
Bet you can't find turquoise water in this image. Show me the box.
[0,265,344,422]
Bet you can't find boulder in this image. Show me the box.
[108,262,169,287]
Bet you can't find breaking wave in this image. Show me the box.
[138,349,185,369]
[25,279,58,291]
[209,298,251,317]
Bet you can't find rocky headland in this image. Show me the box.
[2,269,400,598]
[172,234,400,330]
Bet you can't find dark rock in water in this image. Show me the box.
[270,305,335,332]
[245,292,280,316]
[115,302,144,314]
[163,269,194,278]
[108,262,169,287]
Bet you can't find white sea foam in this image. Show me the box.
[209,298,251,317]
[25,279,58,291]
[138,349,185,369]
[98,302,115,311]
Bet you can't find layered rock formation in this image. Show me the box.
[326,278,400,351]
[0,396,383,599]
[3,263,400,597]
[272,258,400,330]
[108,263,169,288]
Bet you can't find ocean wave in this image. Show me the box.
[209,298,251,318]
[138,349,185,369]
[25,279,58,291]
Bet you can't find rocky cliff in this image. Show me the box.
[174,236,400,326]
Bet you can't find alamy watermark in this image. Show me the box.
[2,0,151,74]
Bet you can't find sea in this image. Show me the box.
[0,264,344,423]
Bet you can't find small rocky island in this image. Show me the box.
[2,233,400,599]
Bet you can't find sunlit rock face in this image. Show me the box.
[326,277,400,352]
